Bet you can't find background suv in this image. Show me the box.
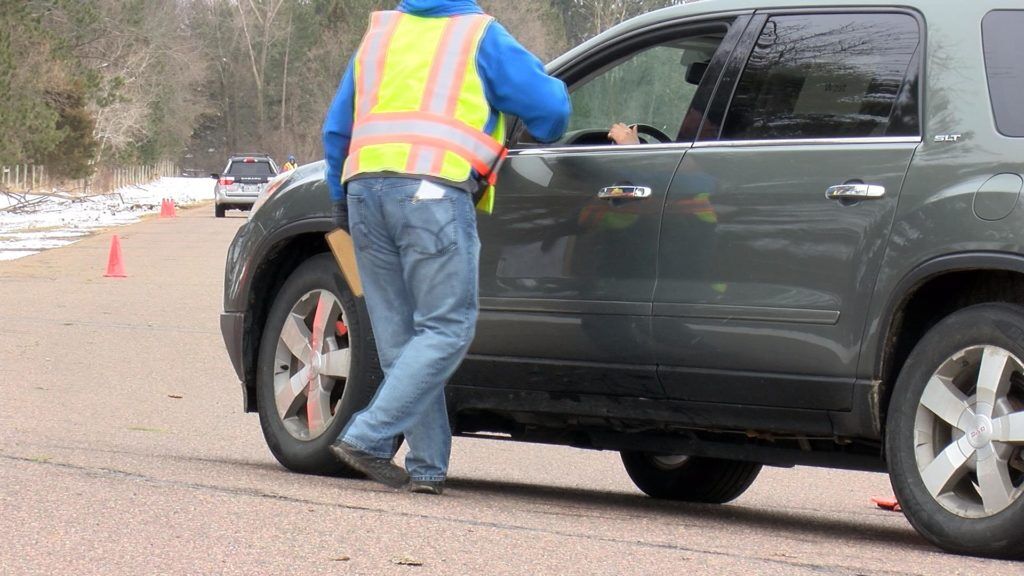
[221,0,1024,558]
[213,153,279,217]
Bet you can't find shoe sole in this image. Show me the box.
[409,485,443,495]
[329,444,409,488]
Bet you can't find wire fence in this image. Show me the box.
[0,160,178,195]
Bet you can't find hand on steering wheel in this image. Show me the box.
[608,122,673,145]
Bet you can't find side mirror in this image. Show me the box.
[685,61,709,86]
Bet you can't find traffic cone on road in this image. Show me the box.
[104,235,127,278]
[159,198,177,218]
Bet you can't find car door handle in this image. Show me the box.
[825,184,886,200]
[598,185,652,200]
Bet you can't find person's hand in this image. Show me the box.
[332,200,349,232]
[608,123,640,145]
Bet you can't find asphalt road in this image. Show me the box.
[0,204,1019,575]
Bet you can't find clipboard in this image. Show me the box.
[326,229,363,297]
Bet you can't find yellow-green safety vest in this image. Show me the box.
[342,11,507,213]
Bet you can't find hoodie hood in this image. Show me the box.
[396,0,483,17]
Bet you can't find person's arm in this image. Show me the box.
[476,22,571,143]
[322,58,356,205]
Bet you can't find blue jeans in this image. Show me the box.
[339,176,480,481]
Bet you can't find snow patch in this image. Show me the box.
[0,177,214,260]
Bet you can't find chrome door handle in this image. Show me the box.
[826,184,886,200]
[598,185,652,200]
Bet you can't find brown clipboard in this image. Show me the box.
[326,229,363,297]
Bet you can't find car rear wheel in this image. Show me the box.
[256,252,379,475]
[621,452,761,503]
[215,204,226,218]
[886,303,1024,559]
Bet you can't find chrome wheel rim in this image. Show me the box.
[273,289,351,441]
[914,345,1024,518]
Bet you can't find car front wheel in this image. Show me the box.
[886,303,1024,559]
[621,452,761,503]
[256,252,380,475]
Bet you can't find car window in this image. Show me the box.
[721,13,920,141]
[227,161,275,177]
[982,11,1024,138]
[534,29,726,147]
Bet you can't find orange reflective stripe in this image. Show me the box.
[351,134,494,177]
[444,16,490,116]
[355,11,402,120]
[485,149,508,185]
[407,15,491,174]
[356,111,504,156]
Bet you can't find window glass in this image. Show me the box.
[722,14,919,140]
[558,32,725,145]
[227,161,275,177]
[982,11,1024,137]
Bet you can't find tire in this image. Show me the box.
[621,452,761,503]
[215,204,226,218]
[256,252,382,475]
[886,303,1024,559]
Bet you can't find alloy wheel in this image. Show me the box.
[273,289,351,441]
[914,345,1024,518]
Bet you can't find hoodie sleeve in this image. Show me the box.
[477,22,571,144]
[322,57,356,203]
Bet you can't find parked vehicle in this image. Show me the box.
[221,0,1024,558]
[212,154,279,217]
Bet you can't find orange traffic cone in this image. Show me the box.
[166,198,177,218]
[159,198,175,218]
[104,235,126,278]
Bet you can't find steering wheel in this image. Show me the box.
[632,123,673,144]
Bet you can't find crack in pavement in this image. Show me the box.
[0,453,926,576]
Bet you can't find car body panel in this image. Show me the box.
[856,0,1024,378]
[654,142,917,409]
[468,147,682,396]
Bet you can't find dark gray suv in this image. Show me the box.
[221,0,1024,558]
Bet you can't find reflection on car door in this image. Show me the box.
[653,12,923,410]
[454,17,745,397]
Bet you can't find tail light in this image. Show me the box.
[218,176,235,186]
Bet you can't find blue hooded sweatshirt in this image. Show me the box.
[322,0,572,203]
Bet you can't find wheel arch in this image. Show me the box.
[875,252,1024,430]
[240,219,334,412]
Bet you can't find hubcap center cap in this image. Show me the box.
[967,414,993,448]
[308,350,323,376]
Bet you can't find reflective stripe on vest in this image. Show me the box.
[342,11,506,213]
[351,112,504,176]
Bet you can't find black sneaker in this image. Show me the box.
[409,480,444,495]
[329,441,409,489]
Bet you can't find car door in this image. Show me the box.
[452,16,750,397]
[653,11,923,410]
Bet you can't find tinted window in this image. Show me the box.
[722,13,920,140]
[227,161,275,177]
[983,11,1024,137]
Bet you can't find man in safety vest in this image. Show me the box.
[322,0,570,495]
[282,155,298,171]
